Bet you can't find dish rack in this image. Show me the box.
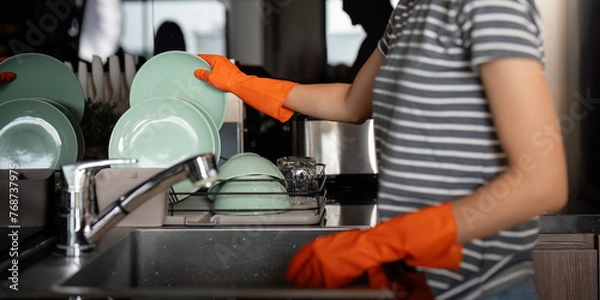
[164,173,327,226]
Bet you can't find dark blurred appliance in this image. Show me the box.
[0,0,84,63]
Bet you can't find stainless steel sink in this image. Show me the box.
[56,227,393,299]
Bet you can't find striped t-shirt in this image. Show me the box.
[373,0,544,298]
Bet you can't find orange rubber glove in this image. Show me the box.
[194,54,297,122]
[0,57,16,84]
[286,202,463,288]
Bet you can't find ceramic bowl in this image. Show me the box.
[207,173,283,200]
[217,152,284,181]
[211,179,292,215]
[208,153,285,200]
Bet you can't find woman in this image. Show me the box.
[195,0,567,298]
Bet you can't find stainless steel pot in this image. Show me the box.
[293,118,378,176]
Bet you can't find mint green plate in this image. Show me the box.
[129,51,227,129]
[0,98,79,169]
[32,97,85,161]
[109,96,221,198]
[168,96,221,160]
[0,53,85,122]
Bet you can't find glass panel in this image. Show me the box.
[326,0,365,66]
[326,0,398,67]
[120,0,226,59]
[325,0,395,82]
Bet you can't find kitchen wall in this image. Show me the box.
[262,0,327,83]
[533,0,600,212]
[227,0,265,66]
[533,0,577,200]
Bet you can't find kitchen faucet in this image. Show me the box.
[56,153,219,257]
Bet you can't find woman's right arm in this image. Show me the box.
[283,49,385,124]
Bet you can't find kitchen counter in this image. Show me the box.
[2,203,600,299]
[539,214,600,234]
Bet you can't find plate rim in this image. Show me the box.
[108,96,221,166]
[0,53,86,122]
[30,97,86,161]
[108,96,222,199]
[130,95,222,162]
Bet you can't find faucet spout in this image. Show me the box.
[57,153,218,257]
[87,154,218,243]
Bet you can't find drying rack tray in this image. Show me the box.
[164,193,326,226]
[164,172,327,226]
[164,174,327,226]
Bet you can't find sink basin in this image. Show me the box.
[57,228,393,299]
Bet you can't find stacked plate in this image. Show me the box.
[0,54,86,169]
[108,51,227,199]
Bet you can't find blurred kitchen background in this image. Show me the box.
[0,0,599,211]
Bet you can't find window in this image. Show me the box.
[325,0,365,66]
[120,0,226,58]
[325,0,397,80]
[325,0,398,66]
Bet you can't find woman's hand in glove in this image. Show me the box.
[285,202,463,288]
[194,54,297,122]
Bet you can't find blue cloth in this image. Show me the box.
[480,277,539,300]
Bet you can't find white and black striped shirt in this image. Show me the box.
[373,0,544,298]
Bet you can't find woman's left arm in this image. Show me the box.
[452,58,568,243]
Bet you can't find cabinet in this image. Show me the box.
[532,234,598,300]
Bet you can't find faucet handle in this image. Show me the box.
[61,158,138,190]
